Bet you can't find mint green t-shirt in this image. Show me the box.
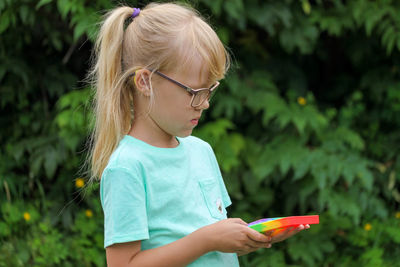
[100,135,239,267]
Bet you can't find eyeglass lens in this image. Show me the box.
[192,84,219,107]
[192,90,211,107]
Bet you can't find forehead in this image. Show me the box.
[170,56,210,87]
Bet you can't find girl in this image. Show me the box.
[88,2,309,266]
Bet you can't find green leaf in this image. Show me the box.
[51,35,63,51]
[57,0,72,19]
[292,149,311,180]
[356,168,373,191]
[44,148,58,179]
[336,126,365,150]
[365,9,385,36]
[0,11,10,33]
[36,0,53,10]
[19,6,29,24]
[216,26,230,44]
[242,172,261,195]
[201,0,223,16]
[0,222,11,237]
[385,226,400,243]
[247,3,292,36]
[291,104,307,134]
[223,0,244,21]
[251,146,277,181]
[328,192,361,224]
[360,248,384,266]
[73,20,89,41]
[30,151,45,176]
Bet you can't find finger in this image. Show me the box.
[237,246,259,256]
[282,225,304,239]
[243,244,264,253]
[271,225,310,244]
[284,225,302,236]
[246,238,272,249]
[280,226,294,236]
[263,230,275,237]
[246,228,271,243]
[249,241,272,249]
[271,227,294,243]
[292,224,310,235]
[298,224,310,230]
[291,224,306,234]
[262,242,272,248]
[236,251,247,256]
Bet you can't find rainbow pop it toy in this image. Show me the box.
[248,215,319,236]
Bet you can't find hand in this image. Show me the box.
[265,224,310,244]
[202,218,272,256]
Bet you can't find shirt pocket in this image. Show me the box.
[198,178,227,220]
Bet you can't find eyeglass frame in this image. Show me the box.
[148,69,220,108]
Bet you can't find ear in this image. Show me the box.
[133,69,152,96]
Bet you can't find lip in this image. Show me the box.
[191,117,200,125]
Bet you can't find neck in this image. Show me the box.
[128,115,179,148]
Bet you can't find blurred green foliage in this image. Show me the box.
[1,0,400,266]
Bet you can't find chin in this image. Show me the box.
[176,129,193,138]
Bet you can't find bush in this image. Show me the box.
[1,0,399,266]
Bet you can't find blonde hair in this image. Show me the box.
[86,2,230,181]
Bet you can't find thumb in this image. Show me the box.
[246,228,271,242]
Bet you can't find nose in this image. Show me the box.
[196,98,210,110]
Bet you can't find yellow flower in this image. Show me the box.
[85,209,93,218]
[75,178,85,188]
[396,212,400,219]
[297,97,307,106]
[364,223,372,231]
[23,212,31,221]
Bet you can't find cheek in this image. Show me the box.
[151,88,191,123]
[153,86,192,110]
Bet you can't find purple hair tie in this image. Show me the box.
[131,8,140,18]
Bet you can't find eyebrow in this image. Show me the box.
[190,83,209,89]
[189,80,214,89]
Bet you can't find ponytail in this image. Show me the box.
[87,6,135,181]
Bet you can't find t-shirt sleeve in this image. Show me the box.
[100,166,149,248]
[205,144,232,209]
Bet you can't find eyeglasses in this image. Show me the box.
[152,70,220,108]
